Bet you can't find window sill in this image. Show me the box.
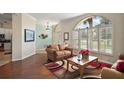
[98,59,113,65]
[90,50,113,57]
[73,48,114,57]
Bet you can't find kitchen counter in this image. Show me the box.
[0,40,11,43]
[0,40,11,50]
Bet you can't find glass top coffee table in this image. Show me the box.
[66,55,98,78]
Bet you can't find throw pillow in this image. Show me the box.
[50,44,59,51]
[59,44,66,50]
[119,54,124,60]
[115,61,124,73]
[47,45,51,48]
[111,60,122,69]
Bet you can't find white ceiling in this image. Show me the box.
[29,13,83,25]
[0,13,83,25]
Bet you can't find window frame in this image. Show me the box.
[72,16,113,56]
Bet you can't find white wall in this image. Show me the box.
[12,14,22,61]
[12,13,36,61]
[54,13,124,63]
[21,14,36,59]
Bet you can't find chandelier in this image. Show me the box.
[46,22,50,30]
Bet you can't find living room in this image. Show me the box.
[1,0,124,93]
[0,13,124,79]
[43,13,124,79]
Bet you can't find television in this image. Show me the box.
[24,29,35,42]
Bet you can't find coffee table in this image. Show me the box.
[66,55,98,78]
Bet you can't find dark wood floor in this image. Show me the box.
[0,53,57,79]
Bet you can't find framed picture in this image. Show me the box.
[24,29,35,42]
[64,32,69,41]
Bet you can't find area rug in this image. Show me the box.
[45,60,112,79]
[90,61,112,69]
[45,60,79,79]
[84,61,112,75]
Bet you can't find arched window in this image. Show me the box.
[73,16,113,54]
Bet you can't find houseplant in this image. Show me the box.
[79,50,89,60]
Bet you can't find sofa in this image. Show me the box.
[83,54,124,79]
[46,44,73,61]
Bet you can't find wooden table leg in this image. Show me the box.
[66,61,69,72]
[95,58,101,69]
[96,58,98,63]
[63,60,69,78]
[80,66,84,79]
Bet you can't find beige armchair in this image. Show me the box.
[101,67,124,79]
[83,67,124,79]
[83,54,124,79]
[46,44,73,62]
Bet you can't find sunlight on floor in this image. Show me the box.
[0,51,11,66]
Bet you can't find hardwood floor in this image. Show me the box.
[0,53,57,79]
[0,51,11,66]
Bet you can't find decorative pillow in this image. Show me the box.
[115,61,124,73]
[111,60,122,69]
[119,54,124,60]
[59,44,66,50]
[47,45,51,48]
[50,44,59,51]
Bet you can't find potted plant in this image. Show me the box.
[79,50,89,60]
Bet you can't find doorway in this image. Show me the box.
[0,13,12,66]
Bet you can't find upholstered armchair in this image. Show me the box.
[46,44,73,62]
[83,67,124,79]
[83,54,124,79]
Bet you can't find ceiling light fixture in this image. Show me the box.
[46,22,51,30]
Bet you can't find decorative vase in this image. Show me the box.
[82,54,84,60]
[82,54,89,60]
[84,54,89,60]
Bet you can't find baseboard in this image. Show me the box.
[12,52,36,62]
[99,59,113,65]
[36,49,46,53]
[12,58,22,62]
[22,52,36,60]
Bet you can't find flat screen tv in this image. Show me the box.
[24,29,35,42]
